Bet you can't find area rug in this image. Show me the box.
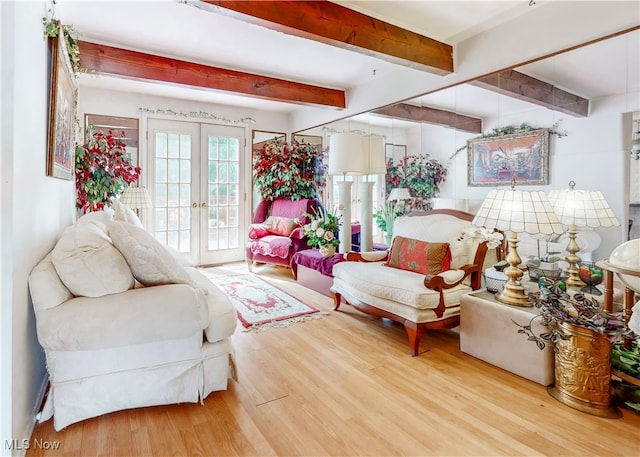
[202,272,327,331]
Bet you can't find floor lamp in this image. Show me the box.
[359,134,386,252]
[472,184,564,306]
[547,180,620,288]
[329,132,366,253]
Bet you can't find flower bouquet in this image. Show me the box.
[301,207,342,257]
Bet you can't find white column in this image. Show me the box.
[336,180,353,253]
[359,181,375,252]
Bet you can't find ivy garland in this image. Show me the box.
[449,121,568,162]
[42,1,81,73]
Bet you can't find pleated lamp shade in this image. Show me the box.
[119,186,153,209]
[328,132,366,176]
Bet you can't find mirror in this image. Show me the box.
[294,29,639,257]
[84,114,139,166]
[251,130,286,211]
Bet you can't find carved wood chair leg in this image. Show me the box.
[404,321,427,356]
[247,261,253,272]
[331,290,342,310]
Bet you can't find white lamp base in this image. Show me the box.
[359,181,375,252]
[336,181,353,253]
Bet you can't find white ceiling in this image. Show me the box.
[58,1,639,127]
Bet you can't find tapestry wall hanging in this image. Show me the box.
[467,129,550,187]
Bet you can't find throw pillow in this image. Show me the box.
[112,198,144,229]
[385,236,452,275]
[264,216,299,237]
[51,222,135,297]
[108,221,195,287]
[248,223,270,240]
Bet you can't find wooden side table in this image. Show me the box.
[460,290,554,386]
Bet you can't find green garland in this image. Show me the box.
[42,1,81,73]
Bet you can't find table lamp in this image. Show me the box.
[119,186,152,216]
[472,183,564,306]
[547,180,620,287]
[359,134,386,251]
[329,132,366,253]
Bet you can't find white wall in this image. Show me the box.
[2,2,77,454]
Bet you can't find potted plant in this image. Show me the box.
[373,201,405,245]
[385,154,447,210]
[253,138,326,201]
[301,206,341,258]
[75,129,140,212]
[514,283,630,417]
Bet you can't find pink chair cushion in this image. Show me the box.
[248,224,270,240]
[249,235,292,259]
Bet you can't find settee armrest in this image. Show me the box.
[424,264,481,290]
[423,263,482,318]
[344,251,389,262]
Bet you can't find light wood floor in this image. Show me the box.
[28,262,640,457]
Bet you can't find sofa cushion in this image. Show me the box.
[112,198,144,228]
[264,216,299,236]
[51,223,135,298]
[333,261,470,311]
[386,236,451,275]
[35,284,209,351]
[108,221,195,287]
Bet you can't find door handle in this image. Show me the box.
[192,202,198,208]
[201,202,208,208]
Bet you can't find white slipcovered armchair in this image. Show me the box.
[28,204,237,430]
[331,210,500,356]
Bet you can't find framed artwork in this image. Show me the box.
[292,134,323,149]
[46,25,77,180]
[85,114,140,167]
[467,129,550,187]
[385,143,406,163]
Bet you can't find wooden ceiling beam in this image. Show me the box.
[78,41,346,109]
[471,70,589,117]
[199,0,453,75]
[371,103,482,134]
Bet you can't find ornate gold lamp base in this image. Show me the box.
[495,231,532,307]
[548,322,621,418]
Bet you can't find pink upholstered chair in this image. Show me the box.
[246,198,322,274]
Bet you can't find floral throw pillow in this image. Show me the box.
[385,236,452,275]
[264,216,299,237]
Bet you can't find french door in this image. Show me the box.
[147,119,246,266]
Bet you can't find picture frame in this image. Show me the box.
[385,143,407,163]
[292,134,323,149]
[85,114,140,167]
[46,25,77,180]
[467,129,550,187]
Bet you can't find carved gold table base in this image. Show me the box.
[547,322,621,418]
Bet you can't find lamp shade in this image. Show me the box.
[472,188,564,235]
[388,188,412,201]
[547,182,620,228]
[362,134,386,175]
[328,132,366,176]
[119,186,152,209]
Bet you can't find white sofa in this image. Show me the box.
[331,210,499,356]
[28,204,237,430]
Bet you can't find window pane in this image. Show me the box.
[179,183,190,206]
[155,184,167,207]
[155,133,167,158]
[180,135,191,159]
[167,159,179,183]
[167,184,179,207]
[156,159,167,182]
[229,138,239,161]
[180,159,191,182]
[167,207,179,230]
[168,134,180,158]
[208,138,218,160]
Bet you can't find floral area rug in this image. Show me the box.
[201,272,327,331]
